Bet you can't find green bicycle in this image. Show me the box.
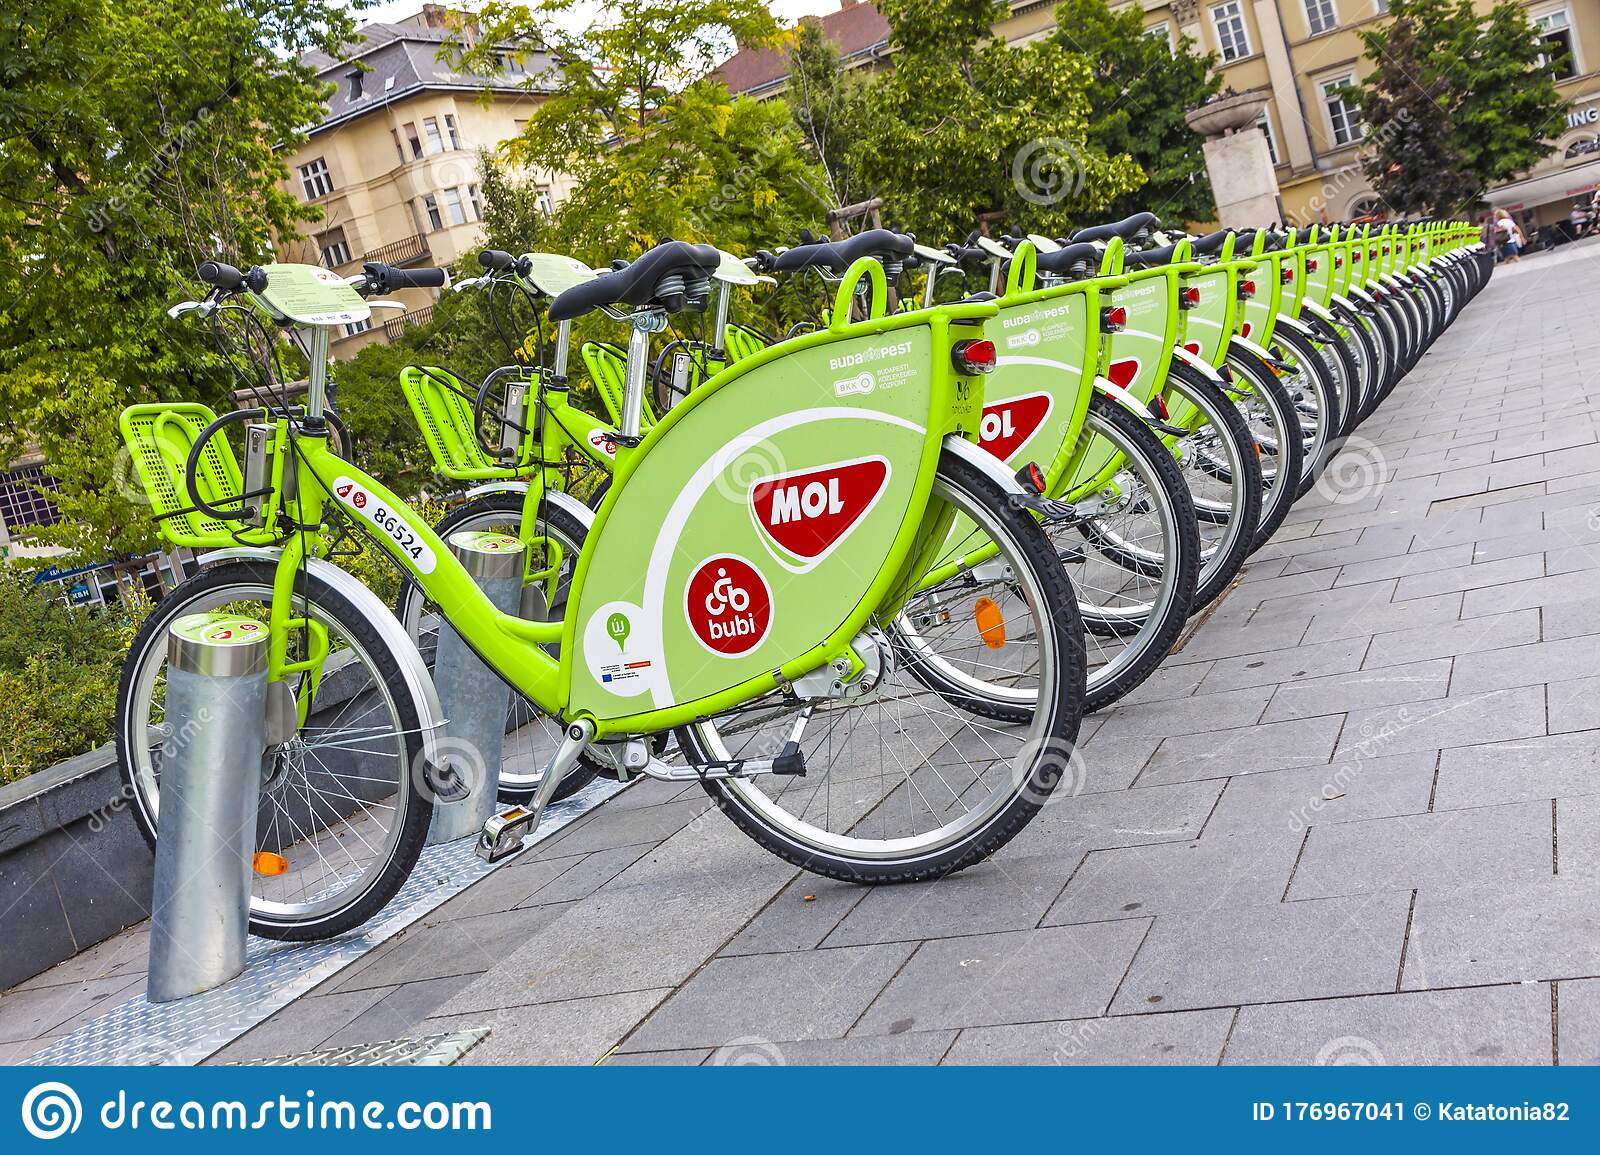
[115,245,1086,939]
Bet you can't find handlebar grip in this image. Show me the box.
[362,262,449,294]
[479,250,515,271]
[199,261,245,291]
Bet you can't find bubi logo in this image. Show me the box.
[978,392,1053,463]
[685,556,772,657]
[748,456,890,567]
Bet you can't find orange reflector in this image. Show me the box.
[253,851,288,876]
[974,597,1007,649]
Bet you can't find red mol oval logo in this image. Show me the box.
[1107,358,1140,389]
[978,392,1053,463]
[749,456,890,565]
[685,556,773,657]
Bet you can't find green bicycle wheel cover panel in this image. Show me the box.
[1178,266,1232,368]
[565,313,978,723]
[1103,269,1179,402]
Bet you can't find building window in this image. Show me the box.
[403,122,423,159]
[1210,2,1252,62]
[298,157,333,200]
[347,70,363,101]
[535,187,554,214]
[390,129,407,165]
[1534,10,1579,80]
[1256,111,1280,165]
[442,186,467,227]
[1145,22,1173,51]
[467,183,483,220]
[343,318,372,338]
[444,114,463,150]
[1320,76,1365,147]
[0,466,62,534]
[422,194,443,231]
[1304,0,1337,35]
[318,228,351,268]
[423,117,445,155]
[1373,0,1388,12]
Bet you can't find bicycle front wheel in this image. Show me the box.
[678,449,1085,884]
[116,560,433,940]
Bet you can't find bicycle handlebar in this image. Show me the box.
[362,261,448,295]
[199,261,267,294]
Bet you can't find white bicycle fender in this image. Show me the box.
[942,433,1026,495]
[1229,334,1275,363]
[1329,293,1360,313]
[1170,343,1224,382]
[1300,299,1336,324]
[1095,376,1159,423]
[460,482,596,531]
[1274,314,1316,339]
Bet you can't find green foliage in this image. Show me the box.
[0,573,147,783]
[0,0,361,560]
[1352,0,1566,213]
[785,19,873,212]
[1051,0,1221,226]
[849,0,1143,242]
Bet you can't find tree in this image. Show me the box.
[456,0,829,264]
[784,18,873,213]
[1051,0,1221,226]
[849,0,1142,242]
[0,0,359,561]
[1351,0,1566,213]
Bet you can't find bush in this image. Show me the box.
[0,574,146,784]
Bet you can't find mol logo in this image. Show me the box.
[748,456,890,568]
[587,429,616,458]
[1107,358,1140,389]
[833,371,876,398]
[978,392,1053,463]
[684,555,773,657]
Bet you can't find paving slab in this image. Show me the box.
[944,1008,1234,1065]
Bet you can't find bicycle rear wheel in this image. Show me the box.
[679,449,1085,884]
[116,560,433,940]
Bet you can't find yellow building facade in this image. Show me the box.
[276,7,572,356]
[995,0,1600,231]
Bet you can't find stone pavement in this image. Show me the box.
[6,244,1600,1065]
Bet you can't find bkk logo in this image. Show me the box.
[748,456,890,566]
[978,392,1053,463]
[685,556,773,657]
[833,371,875,398]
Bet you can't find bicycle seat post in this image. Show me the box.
[709,279,732,358]
[621,307,669,442]
[552,319,572,380]
[303,324,332,427]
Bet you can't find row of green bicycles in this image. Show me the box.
[114,213,1490,940]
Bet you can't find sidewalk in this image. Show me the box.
[7,248,1600,1065]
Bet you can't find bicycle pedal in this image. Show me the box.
[476,804,539,863]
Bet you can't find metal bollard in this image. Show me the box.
[427,530,525,844]
[147,613,268,1003]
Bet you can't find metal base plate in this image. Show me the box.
[222,1028,489,1067]
[29,777,626,1066]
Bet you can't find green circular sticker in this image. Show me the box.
[171,613,267,647]
[450,530,524,555]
